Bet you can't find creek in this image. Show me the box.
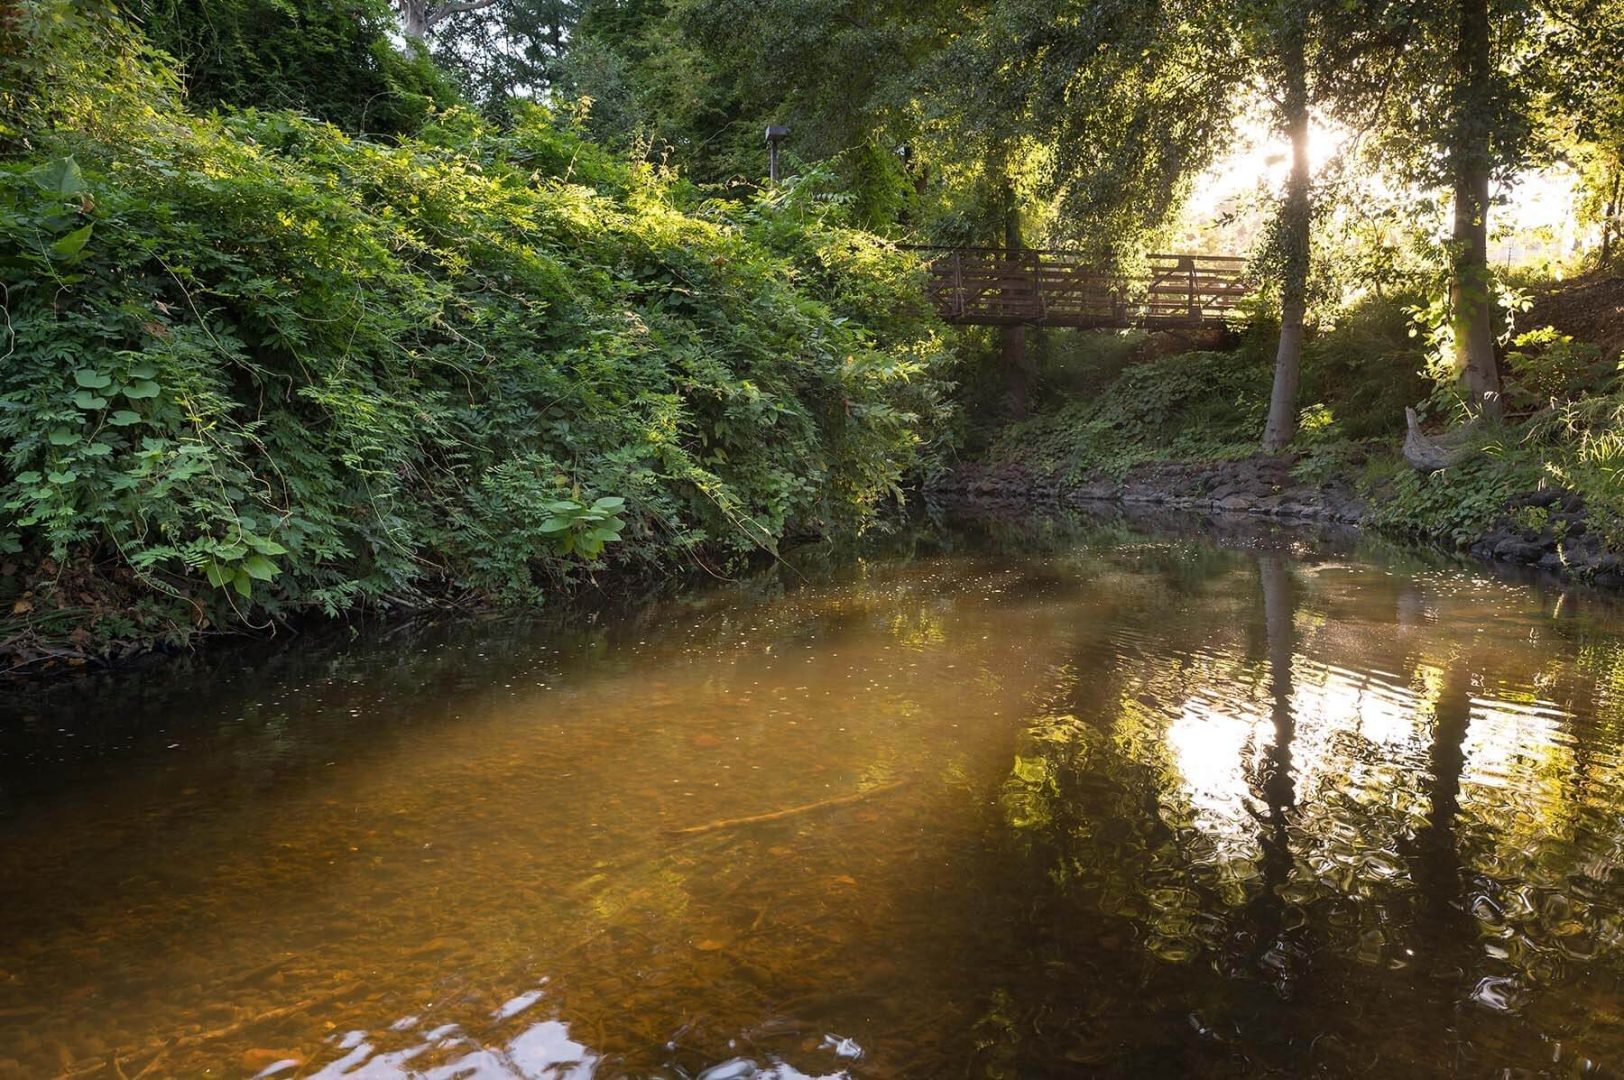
[3,512,1623,1078]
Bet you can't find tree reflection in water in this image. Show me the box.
[5,516,1624,1077]
[987,538,1624,1077]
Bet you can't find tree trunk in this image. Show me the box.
[397,0,499,42]
[1263,16,1311,453]
[1449,0,1501,417]
[1603,160,1621,266]
[400,0,431,39]
[1000,185,1032,419]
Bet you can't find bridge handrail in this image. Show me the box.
[900,245,1250,262]
[912,245,1253,329]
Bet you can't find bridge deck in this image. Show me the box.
[916,248,1250,329]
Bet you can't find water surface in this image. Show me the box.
[4,514,1624,1078]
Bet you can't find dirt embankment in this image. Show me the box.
[1526,269,1624,363]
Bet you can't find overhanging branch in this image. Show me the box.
[429,0,499,28]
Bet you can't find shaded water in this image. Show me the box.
[4,514,1624,1078]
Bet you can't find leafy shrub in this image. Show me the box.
[984,348,1272,480]
[1301,295,1430,440]
[1359,432,1544,546]
[131,0,458,136]
[0,2,951,648]
[1524,394,1624,547]
[1030,328,1148,403]
[1503,327,1613,412]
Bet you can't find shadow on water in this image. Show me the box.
[4,506,1624,1077]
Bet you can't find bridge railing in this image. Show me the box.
[910,247,1250,329]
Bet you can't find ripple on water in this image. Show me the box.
[5,521,1624,1077]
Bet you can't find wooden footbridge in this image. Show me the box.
[916,248,1251,329]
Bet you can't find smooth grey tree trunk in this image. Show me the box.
[1449,0,1502,417]
[1263,17,1311,452]
[398,0,499,41]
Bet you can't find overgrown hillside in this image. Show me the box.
[0,3,951,664]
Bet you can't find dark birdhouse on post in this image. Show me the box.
[764,125,788,184]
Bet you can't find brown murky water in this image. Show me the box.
[4,514,1624,1078]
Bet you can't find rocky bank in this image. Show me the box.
[933,456,1624,588]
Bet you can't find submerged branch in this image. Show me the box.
[665,780,912,836]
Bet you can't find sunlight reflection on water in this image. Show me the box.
[4,515,1624,1077]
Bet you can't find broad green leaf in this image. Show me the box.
[591,496,626,512]
[72,390,108,410]
[50,224,93,260]
[204,561,229,588]
[14,472,40,485]
[126,362,158,379]
[232,569,253,597]
[83,443,113,457]
[74,369,112,389]
[122,380,161,400]
[242,554,279,581]
[48,427,81,446]
[28,156,85,196]
[108,410,142,426]
[537,515,575,533]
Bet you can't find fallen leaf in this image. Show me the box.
[241,1048,303,1072]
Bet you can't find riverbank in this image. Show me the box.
[932,452,1624,589]
[0,10,952,679]
[9,450,1617,680]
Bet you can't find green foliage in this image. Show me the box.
[0,2,950,645]
[1360,444,1541,545]
[1301,295,1431,439]
[1503,326,1612,411]
[1524,393,1624,546]
[568,0,941,187]
[1030,329,1149,403]
[984,349,1272,481]
[130,0,458,135]
[426,0,578,115]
